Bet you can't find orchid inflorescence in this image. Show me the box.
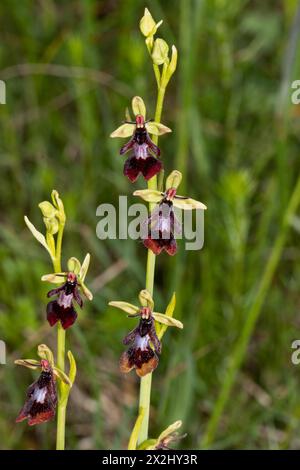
[109,8,207,450]
[18,189,92,446]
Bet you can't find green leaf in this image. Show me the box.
[132,96,146,118]
[127,407,145,450]
[166,45,178,83]
[165,292,176,317]
[133,189,163,203]
[108,301,140,315]
[24,216,54,259]
[146,122,172,136]
[110,123,135,138]
[173,197,207,210]
[155,293,180,340]
[68,350,77,385]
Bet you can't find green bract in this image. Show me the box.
[24,189,66,260]
[24,215,54,258]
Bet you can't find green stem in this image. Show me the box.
[52,224,67,451]
[137,84,166,445]
[201,173,300,448]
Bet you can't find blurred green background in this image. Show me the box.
[1,0,300,450]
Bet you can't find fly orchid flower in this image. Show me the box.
[15,345,75,426]
[134,170,207,255]
[16,359,57,426]
[109,290,182,377]
[41,254,93,330]
[110,96,171,182]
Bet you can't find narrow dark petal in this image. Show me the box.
[47,285,65,298]
[145,133,161,157]
[141,156,162,180]
[123,326,139,345]
[149,325,162,354]
[73,287,83,308]
[46,300,60,327]
[123,156,142,182]
[143,237,163,255]
[60,306,77,330]
[120,136,135,155]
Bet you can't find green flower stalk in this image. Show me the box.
[23,190,92,449]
